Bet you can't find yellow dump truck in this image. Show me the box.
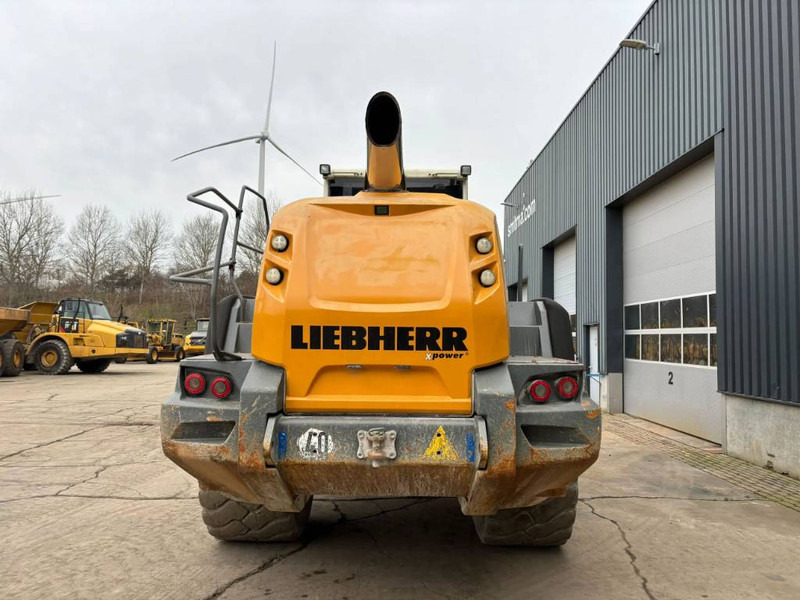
[0,298,149,375]
[162,93,600,546]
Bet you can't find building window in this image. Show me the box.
[710,333,717,366]
[661,334,681,363]
[683,295,708,327]
[624,292,717,368]
[641,302,659,329]
[660,299,681,328]
[709,294,717,327]
[642,335,660,361]
[624,305,640,330]
[625,334,640,359]
[683,334,709,365]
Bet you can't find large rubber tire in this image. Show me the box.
[472,483,578,547]
[145,346,159,364]
[199,488,311,542]
[76,358,112,374]
[174,347,185,362]
[1,340,25,377]
[35,339,74,375]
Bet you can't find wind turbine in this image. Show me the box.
[172,42,320,196]
[0,194,61,206]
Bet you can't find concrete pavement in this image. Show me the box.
[1,363,798,599]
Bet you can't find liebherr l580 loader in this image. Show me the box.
[162,92,600,546]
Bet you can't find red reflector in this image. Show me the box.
[556,376,579,400]
[210,376,232,399]
[529,379,551,403]
[184,372,205,395]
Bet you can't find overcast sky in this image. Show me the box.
[0,0,649,235]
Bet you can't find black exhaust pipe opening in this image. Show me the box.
[366,92,401,146]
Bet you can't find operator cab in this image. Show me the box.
[55,299,113,333]
[56,298,112,321]
[320,166,472,199]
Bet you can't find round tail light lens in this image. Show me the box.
[529,379,551,403]
[556,376,580,400]
[266,267,283,285]
[210,376,232,399]
[184,372,206,395]
[479,269,496,287]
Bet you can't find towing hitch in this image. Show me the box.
[357,427,398,467]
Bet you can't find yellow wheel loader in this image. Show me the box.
[144,319,185,363]
[182,318,209,357]
[162,93,600,546]
[0,299,149,375]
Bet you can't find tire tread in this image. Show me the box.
[198,489,310,542]
[35,339,74,375]
[473,483,579,546]
[0,340,24,377]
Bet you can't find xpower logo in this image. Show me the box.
[290,325,467,360]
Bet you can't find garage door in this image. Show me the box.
[622,154,723,443]
[553,236,576,316]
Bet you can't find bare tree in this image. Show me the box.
[173,213,220,319]
[0,192,64,305]
[66,204,120,295]
[238,189,282,275]
[125,209,172,304]
[174,213,219,272]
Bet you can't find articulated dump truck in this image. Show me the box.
[162,92,601,546]
[0,299,148,376]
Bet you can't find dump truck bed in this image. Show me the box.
[0,307,30,337]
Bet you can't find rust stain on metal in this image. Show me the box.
[585,408,601,420]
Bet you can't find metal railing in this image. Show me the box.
[170,185,270,361]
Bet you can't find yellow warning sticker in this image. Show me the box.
[424,426,458,461]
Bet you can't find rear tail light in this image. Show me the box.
[529,379,551,403]
[184,372,205,395]
[210,376,232,399]
[556,376,580,400]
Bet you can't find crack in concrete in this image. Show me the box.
[348,498,433,522]
[205,498,432,598]
[581,499,657,600]
[58,493,195,501]
[0,421,156,428]
[202,544,308,600]
[0,428,98,462]
[329,500,347,523]
[54,465,109,496]
[581,495,758,502]
[0,493,196,504]
[317,497,434,523]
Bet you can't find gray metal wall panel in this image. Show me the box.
[717,0,800,403]
[504,0,725,374]
[503,0,799,404]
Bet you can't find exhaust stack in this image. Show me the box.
[365,92,405,192]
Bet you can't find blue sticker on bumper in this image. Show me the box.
[278,431,287,459]
[466,433,475,463]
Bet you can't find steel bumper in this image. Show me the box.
[161,357,601,515]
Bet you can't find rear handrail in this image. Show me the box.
[228,186,270,322]
[169,185,270,361]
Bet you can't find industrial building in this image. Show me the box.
[503,0,800,476]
